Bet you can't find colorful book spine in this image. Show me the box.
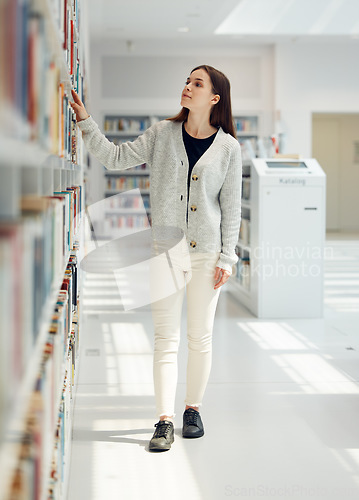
[4,246,81,499]
[0,0,86,496]
[0,0,85,163]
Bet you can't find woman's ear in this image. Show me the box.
[211,94,220,105]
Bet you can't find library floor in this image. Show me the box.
[67,233,359,500]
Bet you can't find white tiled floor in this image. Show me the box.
[67,233,359,500]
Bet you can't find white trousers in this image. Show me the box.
[149,237,222,418]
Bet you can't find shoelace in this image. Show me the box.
[184,410,198,426]
[153,421,172,438]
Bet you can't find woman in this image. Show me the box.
[70,64,242,452]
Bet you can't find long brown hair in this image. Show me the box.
[167,64,236,138]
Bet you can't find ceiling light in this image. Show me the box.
[177,27,190,33]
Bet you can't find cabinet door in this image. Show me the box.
[259,185,324,317]
[261,186,323,246]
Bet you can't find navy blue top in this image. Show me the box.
[182,122,218,223]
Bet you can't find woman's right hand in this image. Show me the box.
[70,89,90,122]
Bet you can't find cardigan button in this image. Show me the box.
[190,241,196,248]
[190,205,197,212]
[192,174,198,181]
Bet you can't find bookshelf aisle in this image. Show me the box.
[0,1,89,499]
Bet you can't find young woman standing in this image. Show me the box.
[70,64,242,452]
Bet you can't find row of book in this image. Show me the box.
[103,116,260,134]
[234,117,258,133]
[62,0,81,78]
[0,0,85,164]
[105,194,150,210]
[106,175,150,191]
[0,0,33,131]
[48,1,81,75]
[0,187,82,444]
[97,214,151,235]
[104,118,153,134]
[6,247,80,500]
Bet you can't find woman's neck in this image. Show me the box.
[185,110,217,139]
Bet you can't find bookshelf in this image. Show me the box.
[228,160,252,305]
[234,115,260,137]
[0,1,89,499]
[234,114,262,161]
[97,114,163,238]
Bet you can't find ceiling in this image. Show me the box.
[86,0,239,39]
[87,0,359,46]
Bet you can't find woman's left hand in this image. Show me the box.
[214,267,230,289]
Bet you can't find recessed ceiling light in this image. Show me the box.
[177,27,190,33]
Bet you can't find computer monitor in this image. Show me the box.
[265,161,308,169]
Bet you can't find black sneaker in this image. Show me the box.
[182,408,204,438]
[149,420,174,451]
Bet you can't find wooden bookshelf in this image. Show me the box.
[0,1,89,499]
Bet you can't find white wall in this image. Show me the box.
[274,42,359,157]
[89,40,274,121]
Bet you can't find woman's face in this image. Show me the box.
[180,68,219,113]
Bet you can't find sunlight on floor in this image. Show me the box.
[271,354,359,393]
[323,240,359,314]
[240,322,311,350]
[101,322,154,387]
[92,421,203,500]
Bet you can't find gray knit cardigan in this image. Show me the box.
[77,116,242,275]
